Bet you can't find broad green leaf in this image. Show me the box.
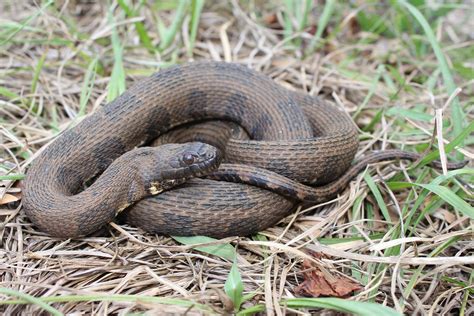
[172,236,236,261]
[224,261,244,311]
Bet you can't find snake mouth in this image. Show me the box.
[186,150,221,178]
[158,160,219,191]
[159,144,222,188]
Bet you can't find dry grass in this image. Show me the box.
[1,1,473,315]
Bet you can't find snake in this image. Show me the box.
[22,61,466,238]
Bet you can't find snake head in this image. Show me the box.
[144,142,222,193]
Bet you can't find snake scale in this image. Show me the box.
[23,62,466,238]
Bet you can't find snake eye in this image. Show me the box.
[182,153,195,165]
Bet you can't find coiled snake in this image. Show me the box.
[23,62,466,238]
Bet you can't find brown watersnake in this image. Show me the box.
[22,62,466,238]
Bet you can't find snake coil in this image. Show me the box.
[23,62,466,238]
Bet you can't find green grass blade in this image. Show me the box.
[48,103,59,132]
[0,86,21,100]
[283,298,401,316]
[0,0,54,46]
[363,173,392,223]
[188,0,204,56]
[356,9,390,36]
[78,57,98,117]
[461,270,474,315]
[362,109,384,133]
[398,0,464,155]
[0,21,44,35]
[0,288,63,316]
[305,0,336,55]
[236,304,265,315]
[297,0,312,33]
[0,174,25,181]
[386,107,433,122]
[117,0,155,53]
[405,168,471,232]
[417,120,473,167]
[390,168,474,219]
[283,0,311,47]
[31,52,47,95]
[441,277,474,294]
[417,183,473,218]
[282,0,294,44]
[107,8,126,102]
[156,17,167,40]
[353,64,385,119]
[172,236,236,261]
[158,0,189,51]
[401,236,462,309]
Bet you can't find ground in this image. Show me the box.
[0,1,473,315]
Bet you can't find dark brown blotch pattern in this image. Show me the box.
[22,61,361,238]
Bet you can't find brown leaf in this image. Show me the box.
[263,13,277,25]
[0,193,20,205]
[295,256,362,298]
[262,12,283,30]
[433,208,456,224]
[347,15,361,38]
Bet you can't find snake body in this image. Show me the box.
[23,62,465,238]
[130,121,465,237]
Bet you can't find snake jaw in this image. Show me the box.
[116,202,131,215]
[149,182,164,195]
[149,179,187,195]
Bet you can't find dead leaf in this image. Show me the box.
[0,193,20,205]
[262,12,284,31]
[263,13,277,25]
[432,208,456,224]
[347,15,361,38]
[295,255,362,298]
[213,288,234,313]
